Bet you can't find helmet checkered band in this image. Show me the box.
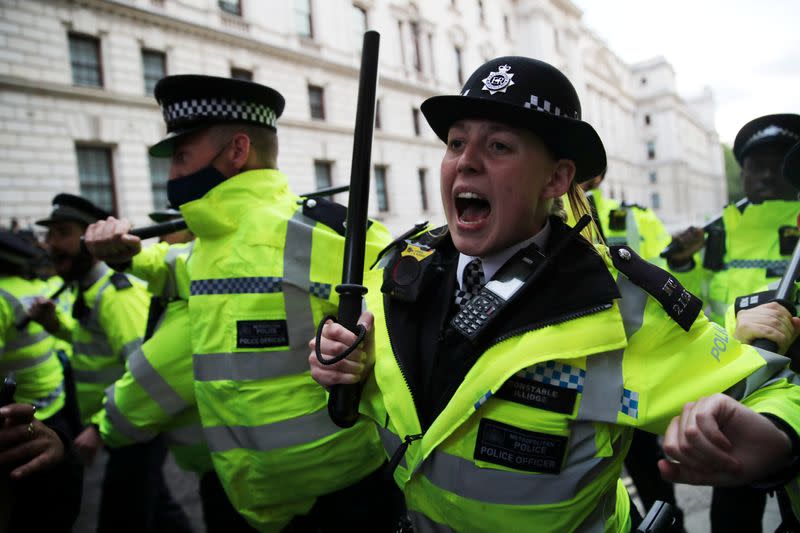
[523,94,579,119]
[163,98,278,129]
[746,125,800,148]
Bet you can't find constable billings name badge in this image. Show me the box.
[474,418,567,474]
[236,320,289,348]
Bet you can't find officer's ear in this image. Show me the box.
[229,132,252,169]
[541,159,575,199]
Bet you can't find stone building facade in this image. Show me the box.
[0,0,724,234]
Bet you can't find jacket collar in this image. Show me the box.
[179,169,292,238]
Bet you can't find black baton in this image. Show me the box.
[325,31,381,428]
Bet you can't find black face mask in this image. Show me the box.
[167,164,228,208]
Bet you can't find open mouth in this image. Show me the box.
[455,191,491,224]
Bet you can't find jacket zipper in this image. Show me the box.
[488,302,613,349]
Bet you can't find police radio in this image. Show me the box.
[451,215,592,341]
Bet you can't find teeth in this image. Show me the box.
[456,191,486,200]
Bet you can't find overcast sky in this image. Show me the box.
[572,0,799,145]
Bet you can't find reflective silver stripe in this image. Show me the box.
[104,383,158,442]
[726,347,793,400]
[726,259,788,270]
[378,425,406,468]
[119,338,142,361]
[203,408,341,453]
[128,347,188,415]
[616,274,648,338]
[283,209,318,362]
[167,423,205,446]
[73,366,124,384]
[0,288,25,322]
[576,349,624,423]
[73,339,114,356]
[709,298,729,319]
[0,349,55,373]
[418,435,623,506]
[32,381,64,410]
[574,483,618,533]
[190,277,282,296]
[625,209,640,255]
[409,511,456,533]
[193,351,310,381]
[162,243,192,300]
[5,330,49,351]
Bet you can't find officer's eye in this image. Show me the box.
[490,141,510,152]
[447,138,464,150]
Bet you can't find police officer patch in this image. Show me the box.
[474,418,567,474]
[236,320,289,348]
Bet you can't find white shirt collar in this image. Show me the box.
[456,220,551,290]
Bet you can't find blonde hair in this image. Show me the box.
[560,180,604,245]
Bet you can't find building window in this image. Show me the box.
[397,20,406,68]
[353,4,367,46]
[651,192,661,210]
[640,76,647,85]
[418,168,428,211]
[649,171,657,184]
[644,114,651,126]
[295,0,313,38]
[68,33,102,87]
[454,46,464,85]
[141,49,166,96]
[218,0,242,16]
[230,67,253,81]
[646,140,656,160]
[375,98,382,130]
[149,155,170,209]
[412,108,421,136]
[314,160,333,198]
[410,21,422,72]
[374,165,389,212]
[308,85,325,120]
[477,0,485,23]
[503,14,510,37]
[76,146,115,214]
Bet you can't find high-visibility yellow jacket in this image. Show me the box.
[673,200,800,324]
[359,218,800,533]
[95,242,210,472]
[70,263,148,424]
[0,276,65,420]
[182,168,393,532]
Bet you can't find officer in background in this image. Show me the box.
[85,74,399,532]
[29,194,191,533]
[667,114,800,533]
[310,56,800,532]
[0,230,82,532]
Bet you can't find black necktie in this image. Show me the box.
[454,258,485,308]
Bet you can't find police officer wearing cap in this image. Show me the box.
[29,194,192,533]
[0,229,83,532]
[84,74,397,531]
[310,57,800,532]
[666,114,800,531]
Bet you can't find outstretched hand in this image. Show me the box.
[658,394,792,486]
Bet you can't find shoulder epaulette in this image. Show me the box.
[371,221,436,269]
[109,272,133,290]
[301,197,374,237]
[610,245,702,331]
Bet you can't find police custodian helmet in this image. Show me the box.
[733,113,800,165]
[149,75,286,157]
[421,56,606,183]
[35,193,111,227]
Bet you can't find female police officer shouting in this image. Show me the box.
[309,56,800,532]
